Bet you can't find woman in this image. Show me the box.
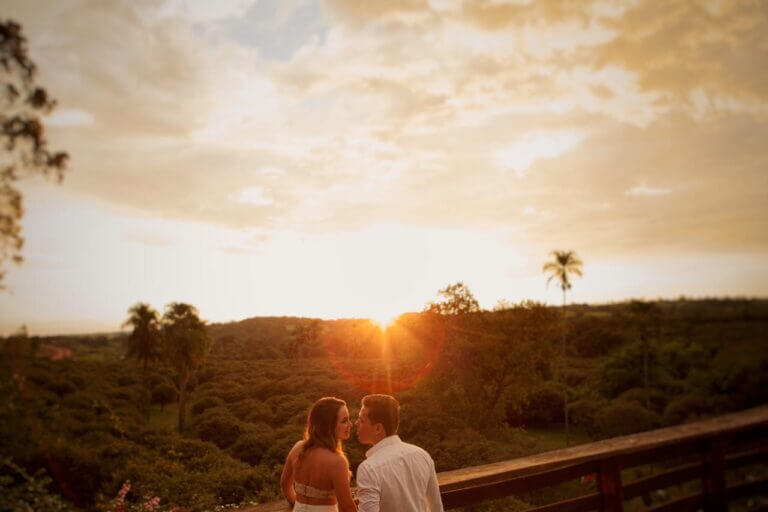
[280,397,357,512]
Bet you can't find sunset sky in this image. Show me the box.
[2,0,767,335]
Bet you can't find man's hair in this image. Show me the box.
[362,394,400,436]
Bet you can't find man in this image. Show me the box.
[354,394,444,512]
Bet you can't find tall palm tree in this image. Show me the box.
[123,302,162,372]
[543,250,583,446]
[123,302,161,419]
[162,302,211,433]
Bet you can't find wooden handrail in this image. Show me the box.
[244,405,768,512]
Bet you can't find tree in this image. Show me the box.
[162,302,210,433]
[123,303,162,372]
[543,249,583,446]
[424,282,481,315]
[1,20,68,287]
[123,302,162,419]
[629,299,661,409]
[431,302,557,428]
[151,383,177,412]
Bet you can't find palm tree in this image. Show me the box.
[123,302,161,419]
[543,250,583,446]
[162,302,211,433]
[123,302,162,372]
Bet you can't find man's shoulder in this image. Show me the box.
[399,440,431,457]
[368,438,434,465]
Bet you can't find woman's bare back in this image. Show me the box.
[294,444,341,492]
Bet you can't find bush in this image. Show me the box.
[230,398,266,421]
[48,378,78,397]
[190,395,224,417]
[568,398,605,436]
[151,383,177,410]
[572,328,627,357]
[506,385,563,428]
[618,387,668,414]
[107,388,139,404]
[193,407,243,449]
[229,429,272,465]
[264,394,313,426]
[0,459,74,512]
[116,374,137,387]
[662,394,712,425]
[594,400,660,438]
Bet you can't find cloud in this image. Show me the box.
[6,0,768,256]
[594,1,768,107]
[496,131,585,177]
[233,186,275,206]
[625,183,671,197]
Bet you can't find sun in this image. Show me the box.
[369,311,400,330]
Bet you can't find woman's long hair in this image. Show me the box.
[299,397,346,462]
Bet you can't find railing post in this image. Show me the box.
[701,437,727,512]
[598,458,624,512]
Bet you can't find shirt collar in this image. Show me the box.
[365,435,401,458]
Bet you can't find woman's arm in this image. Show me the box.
[331,455,357,512]
[280,441,302,507]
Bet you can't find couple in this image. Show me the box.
[280,394,444,512]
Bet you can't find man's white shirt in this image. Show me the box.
[355,435,444,512]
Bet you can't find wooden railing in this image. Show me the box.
[248,405,768,512]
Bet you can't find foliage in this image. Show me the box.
[0,20,68,286]
[542,250,583,294]
[542,249,583,447]
[1,299,767,510]
[162,303,211,433]
[593,399,660,438]
[424,282,481,315]
[507,384,564,428]
[0,458,73,511]
[190,395,224,417]
[150,383,177,411]
[192,406,243,449]
[123,303,162,371]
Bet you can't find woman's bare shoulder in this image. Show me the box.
[288,439,307,458]
[326,451,350,469]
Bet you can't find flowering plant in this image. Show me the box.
[106,480,164,512]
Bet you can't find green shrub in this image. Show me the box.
[151,383,177,410]
[618,387,668,414]
[0,459,74,512]
[116,374,137,387]
[229,429,272,465]
[572,328,627,357]
[594,400,660,438]
[244,401,273,424]
[568,398,605,436]
[107,388,139,403]
[506,385,563,428]
[193,407,243,449]
[190,395,224,417]
[662,394,712,425]
[48,378,78,397]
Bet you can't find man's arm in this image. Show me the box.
[355,462,380,512]
[425,457,444,512]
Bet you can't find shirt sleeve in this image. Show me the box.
[356,462,380,512]
[425,457,444,512]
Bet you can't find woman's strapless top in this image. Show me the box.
[293,503,337,512]
[294,481,335,499]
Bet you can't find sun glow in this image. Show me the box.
[369,312,400,330]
